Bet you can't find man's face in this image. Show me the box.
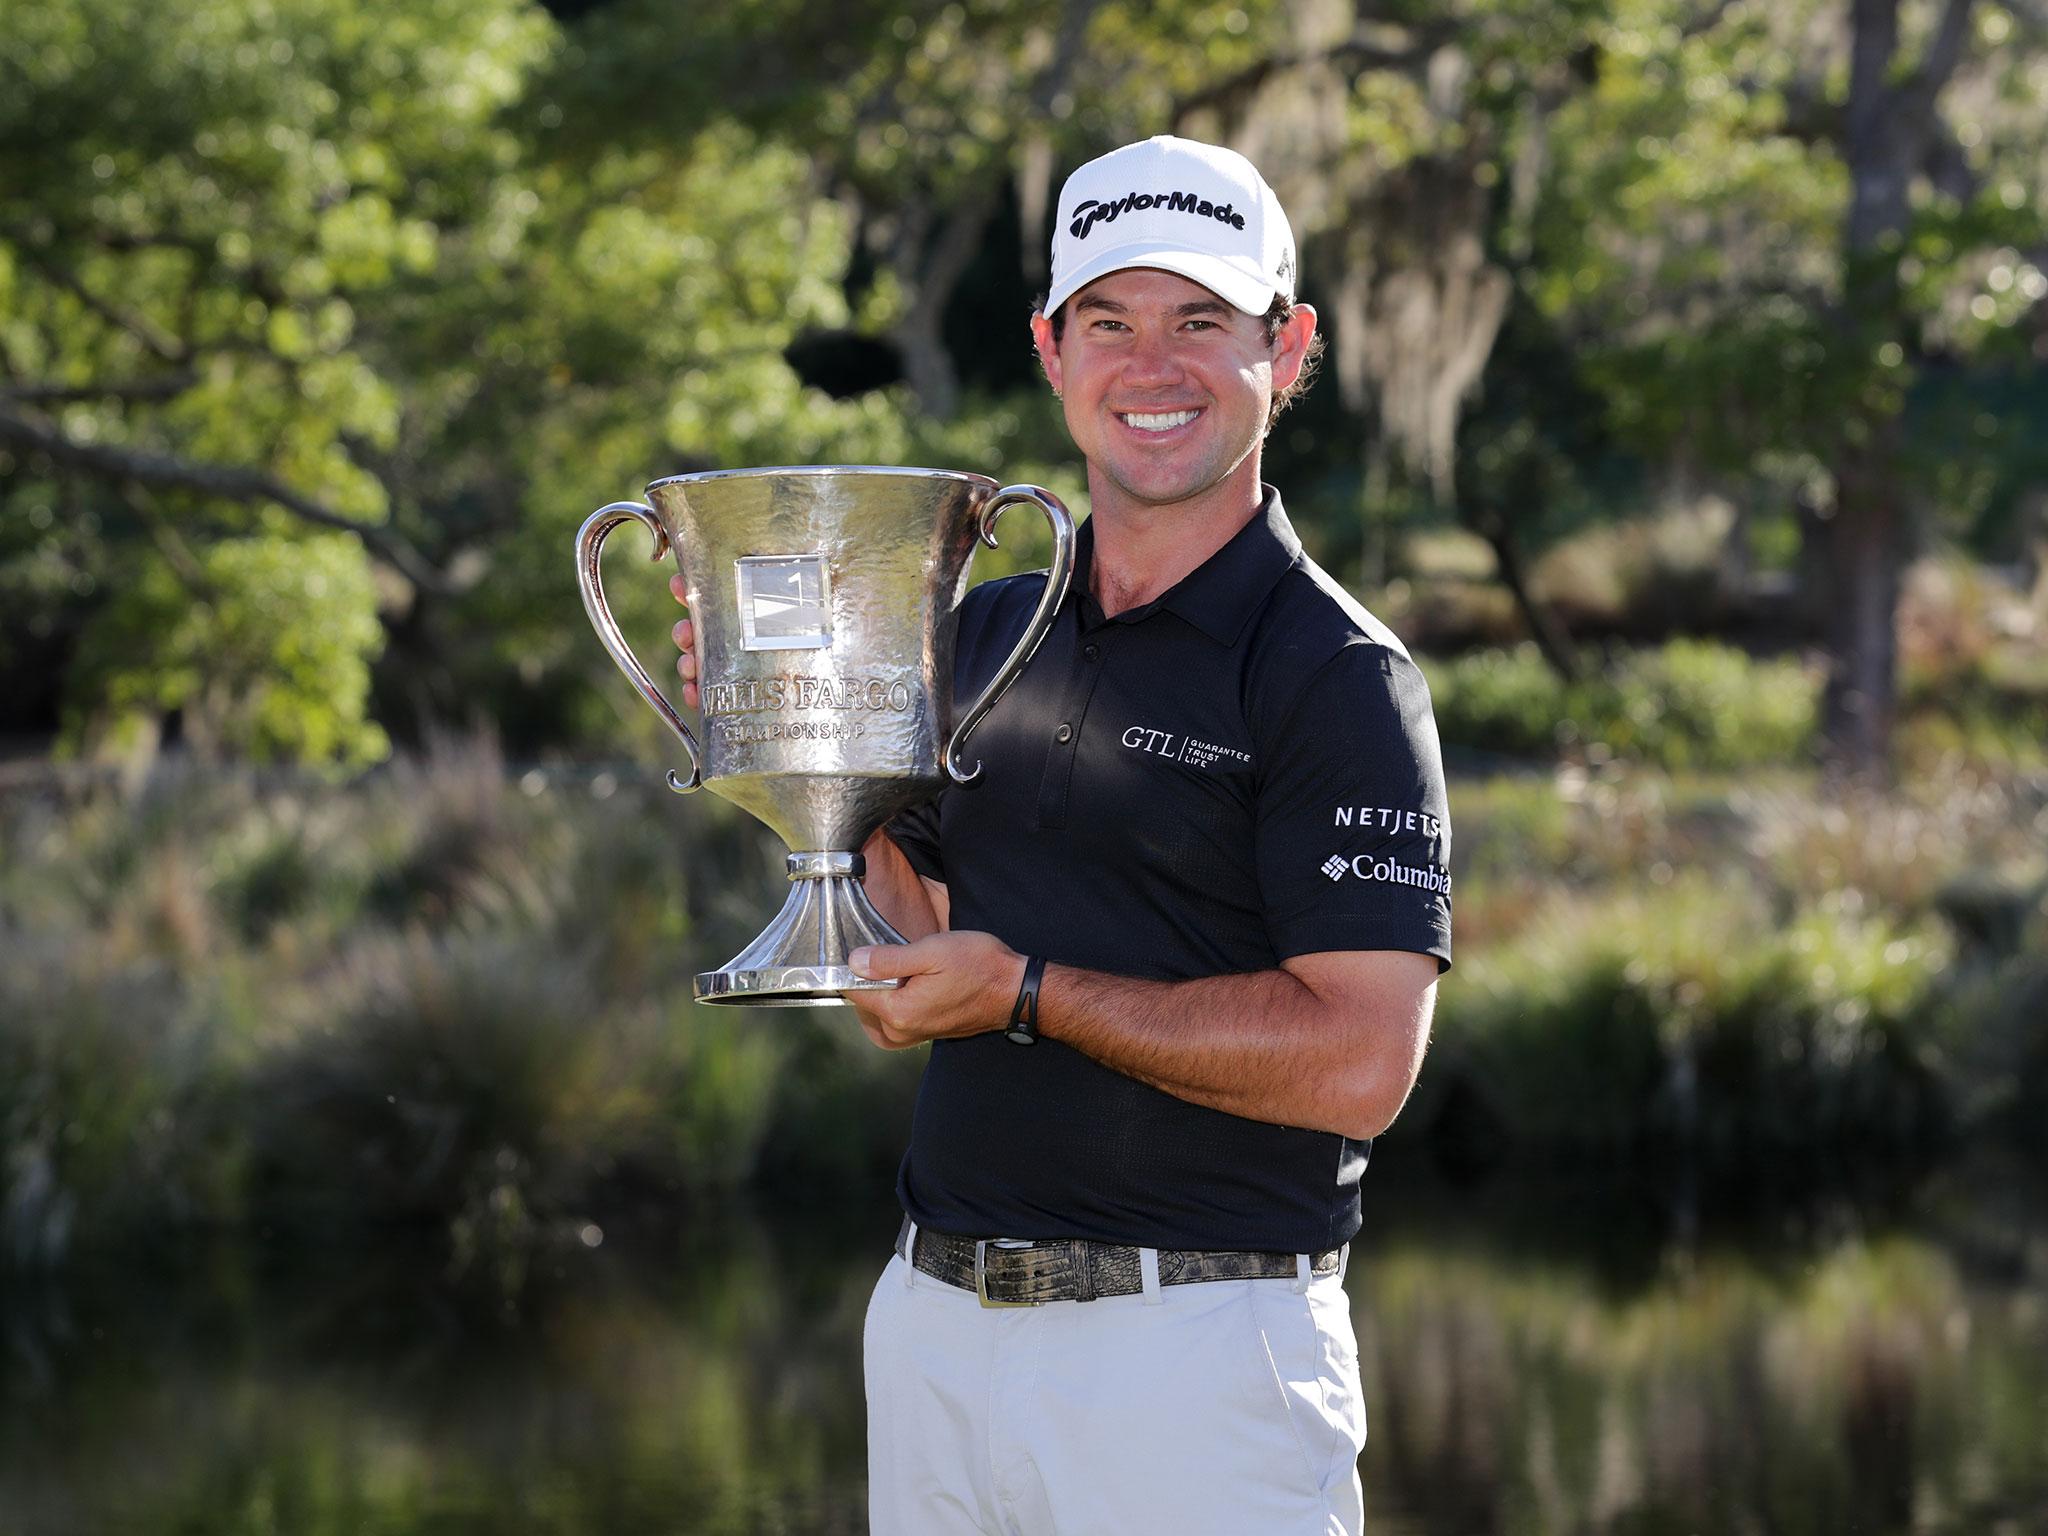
[1030,267,1314,517]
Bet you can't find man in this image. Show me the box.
[671,135,1452,1535]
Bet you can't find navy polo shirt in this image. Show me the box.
[888,488,1452,1254]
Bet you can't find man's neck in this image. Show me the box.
[1085,474,1266,619]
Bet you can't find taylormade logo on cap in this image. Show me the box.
[1046,135,1297,318]
[1068,191,1246,240]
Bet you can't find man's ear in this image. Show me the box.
[1030,309,1063,397]
[1270,303,1318,393]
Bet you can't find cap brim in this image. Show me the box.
[1045,242,1280,317]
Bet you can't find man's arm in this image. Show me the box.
[858,828,951,940]
[846,932,1436,1142]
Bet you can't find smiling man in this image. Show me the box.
[673,135,1454,1535]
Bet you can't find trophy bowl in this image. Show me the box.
[576,466,1075,1006]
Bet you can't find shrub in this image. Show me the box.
[244,931,789,1254]
[1897,656,2048,773]
[1594,639,1816,769]
[1425,640,1819,769]
[0,944,241,1265]
[1426,645,1566,759]
[1419,878,1951,1170]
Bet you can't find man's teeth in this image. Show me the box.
[1121,409,1198,431]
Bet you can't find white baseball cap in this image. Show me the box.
[1045,135,1297,318]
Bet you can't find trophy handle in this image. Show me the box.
[575,500,704,794]
[945,484,1077,786]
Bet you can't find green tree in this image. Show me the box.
[0,0,924,761]
[1526,0,2048,771]
[64,532,388,765]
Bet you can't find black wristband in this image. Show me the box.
[1006,954,1046,1046]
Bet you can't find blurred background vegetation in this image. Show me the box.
[4,1,2048,1529]
[3,0,2046,1259]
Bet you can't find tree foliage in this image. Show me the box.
[2,0,2044,769]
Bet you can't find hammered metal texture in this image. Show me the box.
[647,466,992,851]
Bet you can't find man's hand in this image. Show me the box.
[845,932,1026,1051]
[668,571,700,710]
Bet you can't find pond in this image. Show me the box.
[3,1163,2044,1535]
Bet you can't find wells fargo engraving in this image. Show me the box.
[702,675,915,718]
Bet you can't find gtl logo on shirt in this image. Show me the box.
[1122,724,1251,770]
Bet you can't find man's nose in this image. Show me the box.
[1120,331,1184,385]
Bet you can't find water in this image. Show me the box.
[3,1168,2044,1535]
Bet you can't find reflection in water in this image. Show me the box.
[2,1178,2044,1535]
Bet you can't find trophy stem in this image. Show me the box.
[693,851,909,1007]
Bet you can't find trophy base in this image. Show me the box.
[693,851,908,1007]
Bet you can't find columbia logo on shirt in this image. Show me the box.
[1321,853,1452,896]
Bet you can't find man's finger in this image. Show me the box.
[669,571,689,603]
[671,616,694,650]
[849,941,941,982]
[848,996,920,1050]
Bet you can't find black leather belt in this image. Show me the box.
[897,1219,1343,1309]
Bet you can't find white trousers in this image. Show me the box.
[864,1246,1367,1535]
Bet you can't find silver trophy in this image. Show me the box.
[576,466,1075,1006]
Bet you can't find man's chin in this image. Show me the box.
[1099,452,1257,512]
[1105,479,1209,511]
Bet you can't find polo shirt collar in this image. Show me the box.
[1070,486,1303,646]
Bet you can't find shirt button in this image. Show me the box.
[1055,723,1073,743]
[1084,644,1100,662]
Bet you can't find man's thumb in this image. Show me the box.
[849,943,913,981]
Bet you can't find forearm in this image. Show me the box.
[859,828,946,940]
[1035,960,1433,1141]
[846,934,1435,1139]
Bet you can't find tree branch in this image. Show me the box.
[0,405,451,596]
[1173,24,1459,121]
[1921,124,1980,204]
[1773,81,1843,146]
[0,373,198,405]
[2005,0,2048,35]
[1902,0,1978,111]
[1680,0,1742,37]
[119,482,214,597]
[16,251,189,364]
[1027,0,1104,118]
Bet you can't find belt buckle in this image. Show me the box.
[974,1239,1034,1309]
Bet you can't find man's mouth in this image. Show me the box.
[1117,409,1201,433]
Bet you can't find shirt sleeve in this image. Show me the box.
[886,795,946,885]
[1255,642,1453,969]
[882,572,1036,890]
